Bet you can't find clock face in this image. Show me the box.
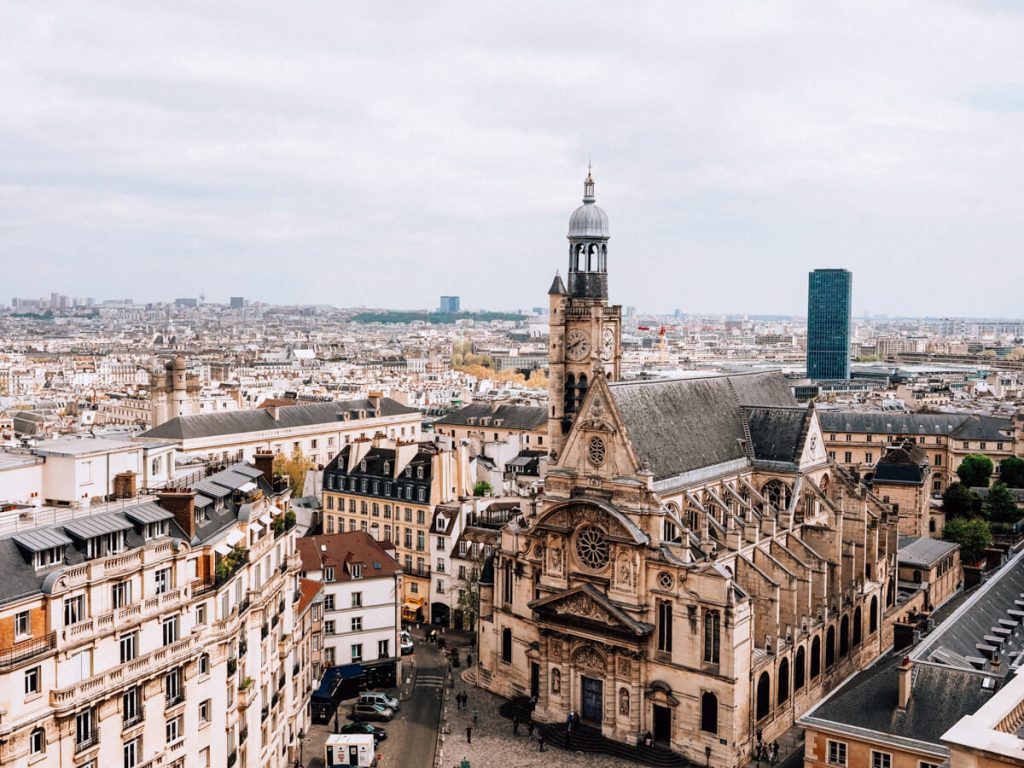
[601,327,616,361]
[566,329,591,361]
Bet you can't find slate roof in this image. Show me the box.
[807,651,995,744]
[744,406,810,464]
[434,403,548,431]
[898,536,959,568]
[141,397,418,441]
[818,412,1012,441]
[295,531,400,580]
[607,371,797,481]
[873,443,930,485]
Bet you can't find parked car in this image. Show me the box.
[358,691,400,712]
[351,702,394,722]
[340,721,388,743]
[400,630,414,655]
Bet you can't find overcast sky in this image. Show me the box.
[2,2,1023,317]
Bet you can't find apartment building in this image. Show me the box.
[320,436,470,623]
[433,402,548,451]
[295,532,401,687]
[819,411,1018,493]
[0,461,306,768]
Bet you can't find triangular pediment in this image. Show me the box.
[529,583,653,638]
[798,409,828,469]
[556,375,642,477]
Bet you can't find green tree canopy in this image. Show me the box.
[983,481,1022,524]
[999,456,1024,488]
[957,454,994,488]
[456,565,481,631]
[473,480,492,497]
[942,517,992,564]
[942,482,980,519]
[273,447,312,493]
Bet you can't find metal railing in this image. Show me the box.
[0,631,55,669]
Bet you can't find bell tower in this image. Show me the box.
[547,168,622,458]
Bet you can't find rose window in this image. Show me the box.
[658,571,674,590]
[588,436,606,467]
[575,525,609,570]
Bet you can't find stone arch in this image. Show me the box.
[853,606,862,647]
[810,636,821,679]
[825,625,836,668]
[886,579,895,607]
[819,473,830,494]
[756,671,771,720]
[700,691,718,734]
[839,614,850,657]
[794,646,806,691]
[571,643,607,674]
[565,373,577,415]
[777,657,790,705]
[761,479,792,511]
[869,596,879,633]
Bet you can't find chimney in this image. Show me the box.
[269,406,281,421]
[897,656,912,709]
[368,391,383,415]
[253,451,275,487]
[157,490,196,539]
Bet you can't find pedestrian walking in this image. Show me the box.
[572,710,580,729]
[538,732,546,752]
[472,707,478,725]
[513,715,520,735]
[527,720,535,738]
[566,711,575,732]
[466,726,472,744]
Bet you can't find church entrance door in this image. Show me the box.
[581,676,603,723]
[652,704,671,746]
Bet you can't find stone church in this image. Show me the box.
[476,173,901,766]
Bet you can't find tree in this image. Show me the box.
[525,369,549,389]
[274,447,312,493]
[473,480,492,497]
[983,482,1022,524]
[942,483,980,519]
[957,454,994,488]
[455,565,481,631]
[999,456,1024,488]
[942,517,992,565]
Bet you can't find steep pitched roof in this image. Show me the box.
[606,371,797,481]
[295,531,400,580]
[434,403,548,431]
[142,397,418,441]
[817,411,1011,441]
[744,406,811,464]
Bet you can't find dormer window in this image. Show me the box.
[351,563,363,579]
[145,521,169,540]
[405,468,412,478]
[86,531,126,560]
[383,461,390,474]
[34,546,65,570]
[324,567,335,583]
[360,461,367,472]
[416,466,424,479]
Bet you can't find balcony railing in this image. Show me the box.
[165,686,185,708]
[122,711,144,730]
[0,631,56,670]
[75,731,99,753]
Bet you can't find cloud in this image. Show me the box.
[1,1,1022,316]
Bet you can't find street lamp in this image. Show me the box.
[705,745,712,767]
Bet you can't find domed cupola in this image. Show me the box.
[566,167,610,300]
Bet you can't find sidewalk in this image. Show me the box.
[743,726,805,768]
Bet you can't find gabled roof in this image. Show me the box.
[743,406,810,464]
[434,403,548,431]
[606,371,796,481]
[529,582,654,638]
[295,531,400,580]
[141,397,418,441]
[898,536,959,568]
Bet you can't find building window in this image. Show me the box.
[165,668,183,706]
[324,567,335,582]
[154,568,171,595]
[166,714,183,744]
[657,600,673,654]
[123,737,140,768]
[162,615,179,646]
[120,633,137,663]
[871,752,892,768]
[844,451,852,463]
[828,740,847,767]
[64,595,85,626]
[700,691,718,734]
[25,665,40,695]
[15,610,31,639]
[379,639,390,658]
[351,644,363,662]
[123,687,142,725]
[352,592,362,607]
[703,609,720,663]
[198,653,209,676]
[199,699,211,723]
[76,708,95,749]
[30,727,45,755]
[865,452,873,465]
[501,627,513,663]
[351,616,363,632]
[195,602,207,626]
[352,563,363,579]
[325,621,335,635]
[324,595,335,611]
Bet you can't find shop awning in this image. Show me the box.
[225,530,245,547]
[249,522,263,535]
[259,513,273,526]
[213,543,233,556]
[402,597,424,609]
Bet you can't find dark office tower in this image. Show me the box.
[807,268,852,380]
[439,296,460,313]
[230,296,245,309]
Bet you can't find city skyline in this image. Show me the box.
[3,3,1024,316]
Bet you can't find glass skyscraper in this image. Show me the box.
[807,269,852,380]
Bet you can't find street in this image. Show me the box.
[302,631,446,768]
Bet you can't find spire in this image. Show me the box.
[583,163,595,204]
[548,270,568,296]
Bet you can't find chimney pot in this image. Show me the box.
[897,656,913,710]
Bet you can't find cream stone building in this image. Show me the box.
[475,173,901,768]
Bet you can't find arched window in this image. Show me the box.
[853,607,862,647]
[825,625,836,668]
[777,658,790,705]
[810,636,821,679]
[869,596,879,633]
[761,479,792,511]
[886,579,895,607]
[839,615,849,657]
[794,646,806,691]
[701,691,718,734]
[501,628,512,664]
[756,672,771,720]
[913,569,922,583]
[564,374,576,414]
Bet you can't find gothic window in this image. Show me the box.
[794,646,806,691]
[502,560,513,604]
[762,480,792,511]
[839,615,849,657]
[657,600,673,654]
[565,374,577,414]
[588,436,606,467]
[853,607,862,647]
[869,596,878,633]
[575,526,609,570]
[810,636,821,678]
[686,508,699,529]
[756,672,771,720]
[704,610,721,664]
[700,691,718,734]
[778,658,790,704]
[826,625,836,668]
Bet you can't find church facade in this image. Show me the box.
[476,174,900,767]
